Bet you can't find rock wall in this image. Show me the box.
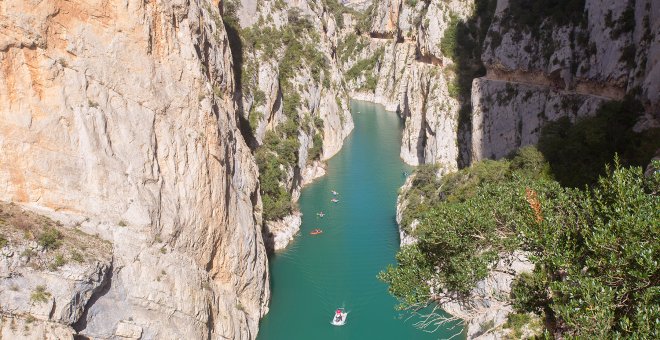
[385,0,659,337]
[343,0,476,173]
[472,0,660,161]
[347,0,659,167]
[0,0,269,339]
[232,0,354,250]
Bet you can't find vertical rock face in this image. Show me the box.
[0,0,269,339]
[343,0,477,172]
[348,0,658,167]
[472,0,659,161]
[231,0,354,250]
[378,0,659,338]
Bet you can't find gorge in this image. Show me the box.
[1,0,658,339]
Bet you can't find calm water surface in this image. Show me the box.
[257,101,462,339]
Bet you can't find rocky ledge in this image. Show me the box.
[0,202,112,338]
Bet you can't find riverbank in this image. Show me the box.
[257,100,461,339]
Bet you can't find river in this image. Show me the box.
[257,100,462,339]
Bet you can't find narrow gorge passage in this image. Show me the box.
[257,101,462,339]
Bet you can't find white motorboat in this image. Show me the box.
[331,308,347,326]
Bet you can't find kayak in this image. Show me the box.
[310,229,323,235]
[331,308,347,326]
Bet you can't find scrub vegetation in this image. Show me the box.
[223,1,333,221]
[381,101,660,337]
[0,202,111,271]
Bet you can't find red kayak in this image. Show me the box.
[310,229,323,235]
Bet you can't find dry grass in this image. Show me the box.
[0,202,111,270]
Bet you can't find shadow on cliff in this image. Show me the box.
[221,2,258,149]
[537,97,660,187]
[450,0,497,168]
[72,264,114,339]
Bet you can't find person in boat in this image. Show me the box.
[335,309,342,322]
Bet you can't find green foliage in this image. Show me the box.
[538,98,660,187]
[308,133,324,161]
[256,131,299,221]
[610,4,635,39]
[438,0,495,120]
[378,245,434,307]
[503,313,541,339]
[70,250,84,263]
[514,163,660,337]
[346,47,384,90]
[49,254,67,271]
[337,34,367,64]
[511,272,550,314]
[620,44,636,68]
[321,0,347,27]
[38,228,62,250]
[238,9,337,221]
[248,108,263,133]
[439,14,459,60]
[0,234,7,248]
[388,148,554,299]
[221,0,244,92]
[385,148,660,338]
[30,285,51,304]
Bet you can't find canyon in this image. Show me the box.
[1,0,658,339]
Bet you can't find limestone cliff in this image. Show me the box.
[227,0,354,250]
[0,1,269,339]
[379,0,659,338]
[344,0,658,168]
[472,0,659,161]
[342,0,482,172]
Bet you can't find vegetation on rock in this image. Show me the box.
[538,97,660,187]
[382,140,659,337]
[222,1,336,221]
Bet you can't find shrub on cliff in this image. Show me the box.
[381,153,659,337]
[384,147,554,296]
[38,228,62,250]
[512,161,659,337]
[538,98,660,187]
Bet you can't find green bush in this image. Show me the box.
[0,234,7,248]
[337,34,367,64]
[49,254,67,271]
[30,285,51,304]
[538,98,660,187]
[70,250,84,263]
[383,154,660,337]
[308,133,323,161]
[38,228,62,250]
[345,47,384,86]
[514,163,660,337]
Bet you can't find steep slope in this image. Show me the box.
[0,0,268,338]
[342,0,658,169]
[341,0,491,173]
[373,0,659,338]
[472,0,659,161]
[224,0,354,250]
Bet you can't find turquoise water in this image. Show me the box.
[257,101,462,339]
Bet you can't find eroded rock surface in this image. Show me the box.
[0,0,269,338]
